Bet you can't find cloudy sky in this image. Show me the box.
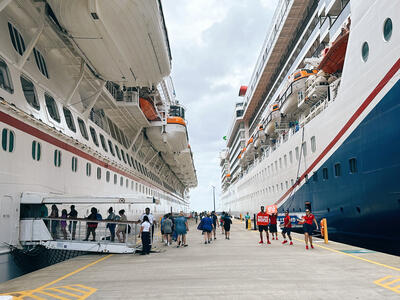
[163,0,279,211]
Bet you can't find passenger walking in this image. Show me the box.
[301,209,319,249]
[220,211,225,234]
[256,206,270,244]
[195,212,198,224]
[163,214,173,246]
[175,211,189,247]
[84,207,98,241]
[68,205,78,240]
[245,212,251,229]
[198,213,213,244]
[223,214,232,240]
[160,214,166,243]
[281,211,293,245]
[50,204,59,239]
[106,207,116,242]
[140,216,151,255]
[116,209,128,243]
[211,211,219,240]
[269,213,278,240]
[60,209,68,240]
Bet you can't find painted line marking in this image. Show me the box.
[292,237,400,272]
[374,276,400,294]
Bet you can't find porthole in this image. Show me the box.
[71,156,78,172]
[120,177,123,186]
[383,18,392,42]
[114,174,117,184]
[2,128,15,152]
[361,42,369,62]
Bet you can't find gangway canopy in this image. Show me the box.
[20,192,158,205]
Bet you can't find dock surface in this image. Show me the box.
[0,221,399,299]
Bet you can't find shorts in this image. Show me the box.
[269,224,277,233]
[303,223,314,235]
[282,227,291,235]
[203,229,212,233]
[224,224,231,232]
[258,225,269,232]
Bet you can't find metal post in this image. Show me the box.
[78,221,81,241]
[211,185,216,212]
[323,218,328,244]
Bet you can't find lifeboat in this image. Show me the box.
[318,28,349,74]
[280,69,317,115]
[264,104,281,136]
[47,0,171,87]
[139,98,159,121]
[303,71,329,106]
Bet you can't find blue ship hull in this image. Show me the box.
[280,79,400,254]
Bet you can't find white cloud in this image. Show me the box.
[163,0,278,211]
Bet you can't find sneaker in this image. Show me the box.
[306,245,309,250]
[282,240,288,244]
[289,241,293,245]
[183,244,188,247]
[276,237,278,240]
[204,241,207,244]
[272,237,275,240]
[214,237,217,240]
[259,241,263,244]
[228,237,230,240]
[178,241,181,246]
[176,245,180,248]
[267,241,271,244]
[311,245,314,249]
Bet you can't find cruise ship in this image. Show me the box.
[220,0,400,253]
[0,0,197,282]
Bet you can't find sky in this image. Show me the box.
[163,0,279,211]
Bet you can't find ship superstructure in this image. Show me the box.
[0,0,196,281]
[220,0,400,253]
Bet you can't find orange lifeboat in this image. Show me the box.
[318,28,349,74]
[167,117,186,126]
[139,98,159,121]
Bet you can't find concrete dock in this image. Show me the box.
[0,220,399,299]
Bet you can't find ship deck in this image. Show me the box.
[0,220,399,299]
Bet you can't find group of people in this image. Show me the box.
[197,211,232,243]
[256,206,318,249]
[160,211,189,247]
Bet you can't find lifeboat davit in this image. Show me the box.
[47,0,171,86]
[139,98,159,121]
[318,28,349,74]
[280,69,317,115]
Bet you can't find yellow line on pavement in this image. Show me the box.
[292,237,400,272]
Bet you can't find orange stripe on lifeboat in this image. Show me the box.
[139,98,159,121]
[167,117,186,126]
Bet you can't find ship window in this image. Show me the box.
[311,136,316,153]
[281,183,283,190]
[97,167,101,180]
[334,163,341,177]
[291,179,294,186]
[114,174,117,184]
[108,140,115,156]
[286,181,288,189]
[21,76,40,110]
[89,127,99,147]
[54,149,61,167]
[33,48,49,78]
[294,72,301,80]
[0,59,14,93]
[302,142,307,157]
[295,147,299,160]
[63,107,76,132]
[383,18,392,42]
[32,140,41,161]
[99,134,108,152]
[284,155,287,167]
[274,161,278,171]
[131,181,134,190]
[279,158,282,169]
[289,151,293,164]
[86,163,91,176]
[121,149,127,164]
[8,22,25,56]
[312,171,318,182]
[126,179,129,188]
[127,154,132,167]
[45,94,60,122]
[106,171,110,182]
[115,145,121,160]
[361,42,369,62]
[77,118,88,140]
[349,158,357,173]
[1,129,14,153]
[71,156,78,172]
[323,167,328,180]
[120,176,123,186]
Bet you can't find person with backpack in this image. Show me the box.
[223,214,232,240]
[106,207,116,242]
[198,213,214,244]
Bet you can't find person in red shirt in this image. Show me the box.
[281,210,293,245]
[301,209,319,249]
[256,206,271,244]
[269,213,278,240]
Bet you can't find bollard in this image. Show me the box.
[240,214,242,221]
[320,218,328,244]
[253,214,257,230]
[247,219,251,230]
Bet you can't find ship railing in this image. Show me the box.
[22,217,143,248]
[329,0,350,40]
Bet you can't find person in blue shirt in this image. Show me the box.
[198,213,214,244]
[175,211,189,247]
